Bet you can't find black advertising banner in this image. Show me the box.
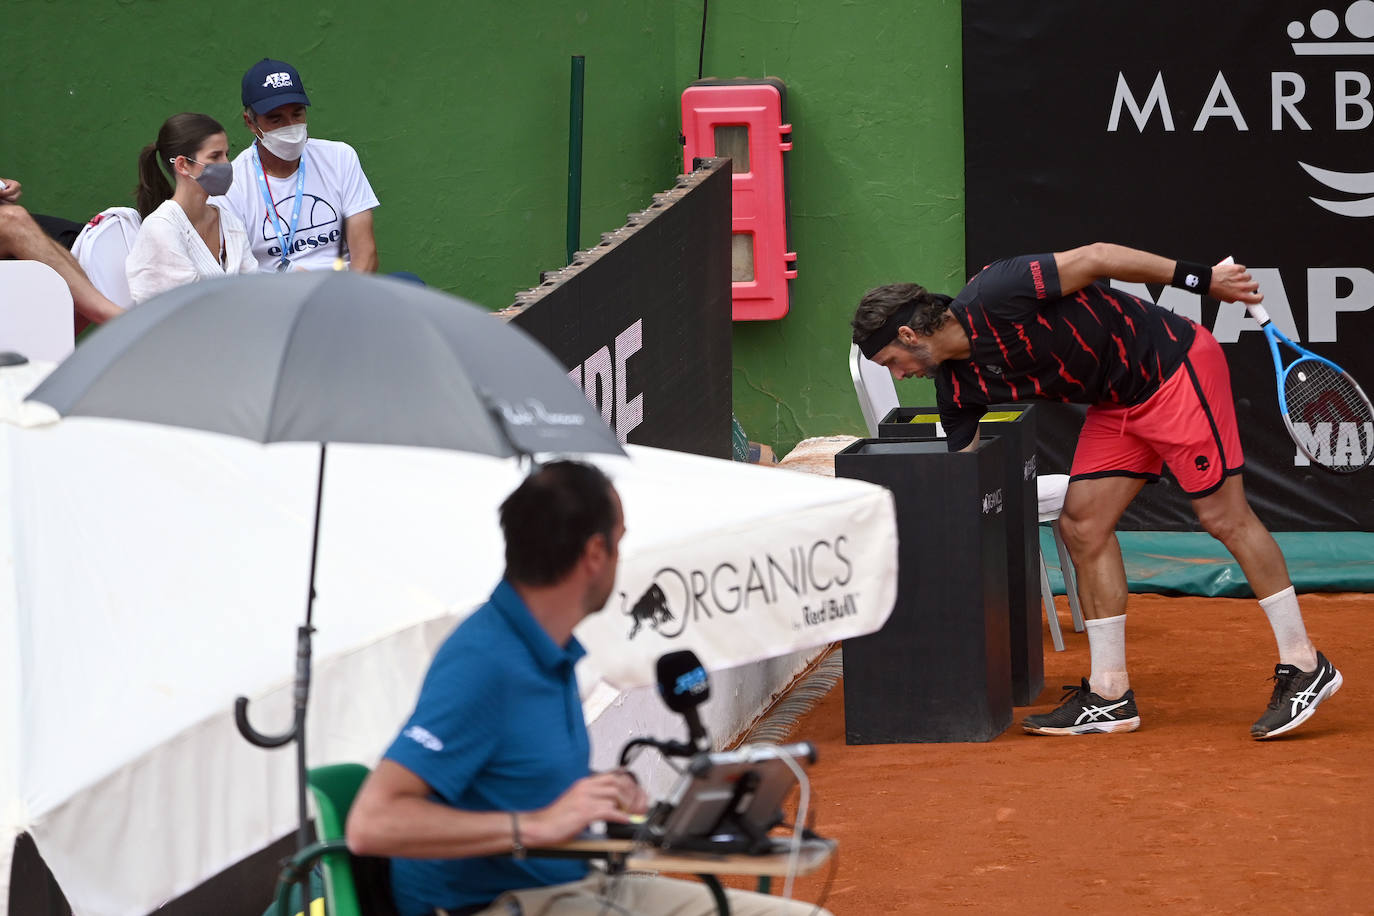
[963,1,1374,530]
[502,159,733,460]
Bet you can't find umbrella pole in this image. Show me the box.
[234,444,326,862]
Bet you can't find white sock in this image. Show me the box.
[1086,614,1129,699]
[1258,586,1318,670]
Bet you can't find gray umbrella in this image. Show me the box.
[26,270,624,858]
[30,271,621,457]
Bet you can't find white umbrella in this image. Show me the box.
[0,398,896,915]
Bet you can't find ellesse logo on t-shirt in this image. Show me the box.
[261,194,338,239]
[261,194,342,256]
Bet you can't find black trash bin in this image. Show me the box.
[834,436,1011,743]
[879,404,1043,706]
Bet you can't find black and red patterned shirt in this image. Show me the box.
[937,253,1199,450]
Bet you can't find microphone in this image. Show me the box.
[656,650,711,752]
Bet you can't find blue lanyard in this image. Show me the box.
[252,144,306,269]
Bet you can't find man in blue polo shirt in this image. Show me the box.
[348,461,828,916]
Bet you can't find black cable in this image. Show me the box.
[619,736,694,768]
[697,0,709,81]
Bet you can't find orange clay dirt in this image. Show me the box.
[712,593,1372,914]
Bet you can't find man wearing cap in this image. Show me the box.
[216,58,380,273]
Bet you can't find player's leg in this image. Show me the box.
[1164,332,1341,738]
[1191,491,1341,740]
[1058,474,1146,698]
[1022,475,1145,736]
[1059,475,1147,623]
[1191,474,1309,658]
[1023,409,1152,736]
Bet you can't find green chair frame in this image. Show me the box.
[270,762,372,916]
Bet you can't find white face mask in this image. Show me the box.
[256,122,308,161]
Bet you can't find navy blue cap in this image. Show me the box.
[241,59,311,115]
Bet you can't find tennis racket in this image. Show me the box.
[1223,257,1374,473]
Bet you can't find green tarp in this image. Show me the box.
[1038,530,1374,598]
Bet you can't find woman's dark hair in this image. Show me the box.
[135,112,225,218]
[499,461,617,586]
[851,282,952,344]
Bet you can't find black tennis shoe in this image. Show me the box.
[1022,678,1141,736]
[1251,651,1342,740]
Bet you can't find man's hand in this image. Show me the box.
[612,769,650,816]
[0,178,22,204]
[1211,259,1263,305]
[523,771,647,846]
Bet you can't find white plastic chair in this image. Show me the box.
[1034,474,1086,651]
[0,260,75,363]
[848,343,1082,650]
[851,342,902,437]
[70,206,142,310]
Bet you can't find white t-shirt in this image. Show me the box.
[215,138,379,272]
[125,199,257,306]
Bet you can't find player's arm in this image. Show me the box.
[347,760,641,859]
[0,178,21,203]
[343,210,378,273]
[1054,243,1261,303]
[941,401,984,453]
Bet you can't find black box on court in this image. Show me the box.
[878,404,1043,707]
[834,437,1012,743]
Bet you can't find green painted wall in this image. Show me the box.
[3,0,961,454]
[688,1,963,452]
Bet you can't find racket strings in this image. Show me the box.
[1284,359,1374,470]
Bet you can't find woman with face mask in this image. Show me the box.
[125,112,257,306]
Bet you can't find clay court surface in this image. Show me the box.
[713,593,1371,914]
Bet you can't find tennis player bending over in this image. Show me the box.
[852,243,1342,739]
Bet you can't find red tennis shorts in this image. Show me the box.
[1070,329,1243,498]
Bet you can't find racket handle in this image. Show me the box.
[1219,255,1272,326]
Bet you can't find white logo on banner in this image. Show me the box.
[570,319,644,444]
[1289,420,1374,467]
[497,398,587,427]
[981,488,1003,515]
[1102,2,1374,404]
[1287,5,1374,54]
[619,536,858,641]
[1107,3,1374,217]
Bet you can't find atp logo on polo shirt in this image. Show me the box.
[402,725,444,752]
